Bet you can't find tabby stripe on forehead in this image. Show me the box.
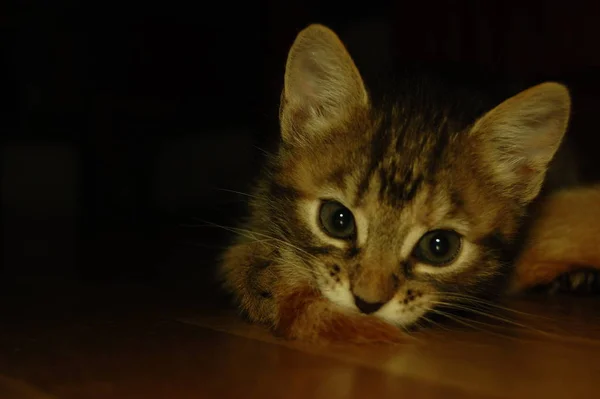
[403,173,424,202]
[356,114,394,200]
[377,161,397,201]
[355,172,373,203]
[378,166,425,206]
[424,124,450,181]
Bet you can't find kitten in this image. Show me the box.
[218,24,582,344]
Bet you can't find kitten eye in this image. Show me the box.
[413,230,462,266]
[319,201,356,239]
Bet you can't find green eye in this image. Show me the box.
[319,201,356,239]
[413,230,462,266]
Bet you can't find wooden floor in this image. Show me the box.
[1,281,600,399]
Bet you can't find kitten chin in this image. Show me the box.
[218,23,585,344]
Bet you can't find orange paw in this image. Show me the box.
[315,312,405,344]
[275,287,405,345]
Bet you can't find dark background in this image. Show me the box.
[2,1,600,292]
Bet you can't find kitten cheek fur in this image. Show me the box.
[217,23,572,344]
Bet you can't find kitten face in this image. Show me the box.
[271,105,520,327]
[240,24,570,330]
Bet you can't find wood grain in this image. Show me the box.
[1,283,599,399]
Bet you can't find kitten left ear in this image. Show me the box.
[280,24,369,144]
[470,82,571,204]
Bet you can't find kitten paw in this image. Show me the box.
[316,313,405,345]
[548,269,600,295]
[281,312,405,345]
[275,288,405,345]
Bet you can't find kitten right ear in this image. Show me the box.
[280,24,369,145]
[470,82,571,204]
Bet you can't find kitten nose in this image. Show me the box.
[353,295,385,314]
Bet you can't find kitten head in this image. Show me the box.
[264,24,570,327]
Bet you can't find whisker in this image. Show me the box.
[192,223,278,257]
[253,145,273,156]
[428,308,491,332]
[216,224,321,263]
[430,300,553,337]
[418,314,455,332]
[432,301,515,324]
[194,221,320,277]
[439,292,555,320]
[210,187,265,200]
[438,293,563,330]
[427,308,527,340]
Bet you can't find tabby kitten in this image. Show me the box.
[219,24,572,344]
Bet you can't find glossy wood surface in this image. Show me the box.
[1,282,599,399]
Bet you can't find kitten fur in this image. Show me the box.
[219,24,579,344]
[510,184,600,293]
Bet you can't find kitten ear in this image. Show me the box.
[280,24,369,144]
[470,82,571,204]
